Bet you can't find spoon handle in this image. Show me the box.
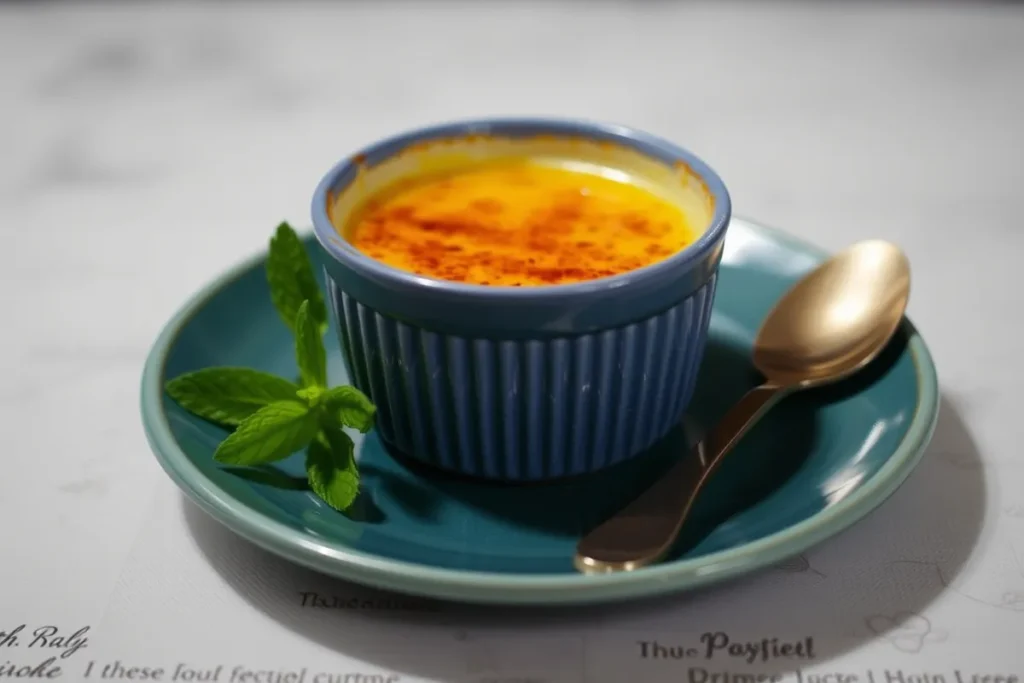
[574,382,788,573]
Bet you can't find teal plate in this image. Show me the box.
[141,217,939,606]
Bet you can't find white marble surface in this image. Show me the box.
[1,1,1023,681]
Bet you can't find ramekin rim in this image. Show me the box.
[310,116,731,301]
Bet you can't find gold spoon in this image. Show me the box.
[574,239,911,573]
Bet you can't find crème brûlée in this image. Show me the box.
[346,159,701,287]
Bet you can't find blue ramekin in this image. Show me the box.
[311,118,731,481]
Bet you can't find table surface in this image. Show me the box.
[2,2,1022,681]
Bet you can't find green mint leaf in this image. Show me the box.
[296,385,325,407]
[266,222,328,334]
[323,385,376,433]
[306,427,360,512]
[213,400,319,466]
[295,300,327,388]
[165,367,301,427]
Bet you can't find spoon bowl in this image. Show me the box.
[574,239,912,573]
[753,240,911,388]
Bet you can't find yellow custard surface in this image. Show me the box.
[347,159,700,286]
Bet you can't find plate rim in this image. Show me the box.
[140,217,940,605]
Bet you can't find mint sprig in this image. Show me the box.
[164,222,375,513]
[306,427,360,511]
[213,400,320,466]
[324,386,377,434]
[165,367,300,427]
[267,222,328,335]
[295,300,327,389]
